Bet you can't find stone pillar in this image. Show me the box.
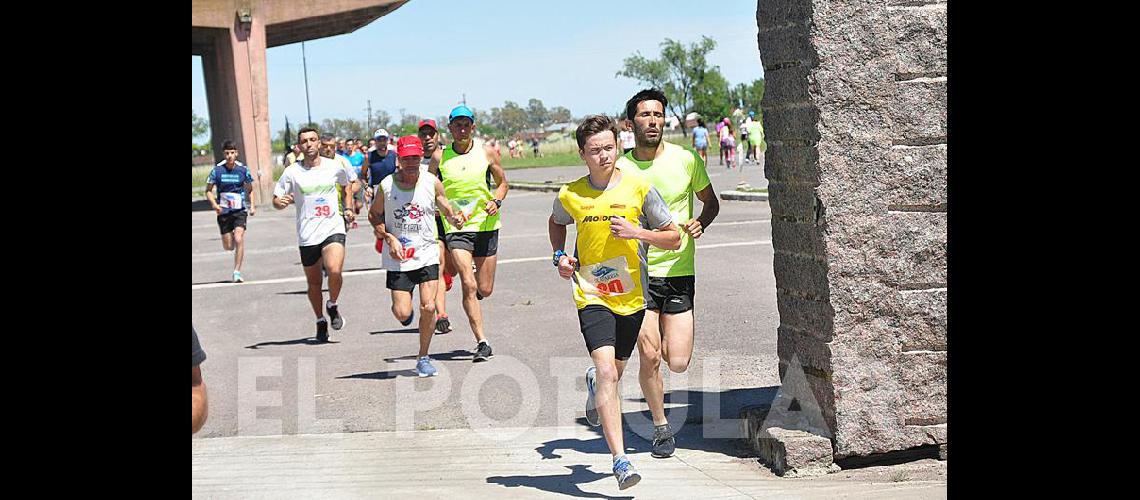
[758,0,946,458]
[199,8,273,207]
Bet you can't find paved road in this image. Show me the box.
[192,186,779,439]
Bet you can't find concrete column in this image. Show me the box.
[200,8,273,207]
[758,0,947,459]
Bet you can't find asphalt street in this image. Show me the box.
[192,171,779,439]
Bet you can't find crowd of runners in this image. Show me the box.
[200,89,725,491]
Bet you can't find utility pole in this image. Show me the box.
[365,99,373,131]
[461,93,466,106]
[302,42,312,125]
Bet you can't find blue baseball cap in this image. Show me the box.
[449,105,475,123]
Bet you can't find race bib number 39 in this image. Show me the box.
[220,192,243,209]
[578,256,634,297]
[308,195,335,218]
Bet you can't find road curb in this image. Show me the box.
[508,182,565,193]
[720,190,769,202]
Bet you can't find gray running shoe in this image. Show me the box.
[327,303,344,330]
[473,341,492,362]
[651,425,675,458]
[612,456,641,490]
[585,366,599,426]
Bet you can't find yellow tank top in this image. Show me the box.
[439,139,501,233]
[557,170,652,315]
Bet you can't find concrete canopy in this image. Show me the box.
[192,0,408,206]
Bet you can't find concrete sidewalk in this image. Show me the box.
[193,423,946,499]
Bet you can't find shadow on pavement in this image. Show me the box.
[486,464,630,499]
[276,288,330,295]
[338,368,418,380]
[535,386,778,462]
[369,327,418,335]
[244,337,337,349]
[382,349,474,362]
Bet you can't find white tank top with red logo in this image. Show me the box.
[380,172,440,272]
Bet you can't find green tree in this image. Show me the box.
[319,118,370,141]
[692,68,733,125]
[526,98,548,128]
[617,36,718,136]
[193,109,210,142]
[730,79,766,118]
[490,101,528,135]
[549,106,572,124]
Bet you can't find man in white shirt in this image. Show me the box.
[273,127,356,342]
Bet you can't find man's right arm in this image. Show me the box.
[549,196,578,278]
[272,171,293,209]
[205,183,221,214]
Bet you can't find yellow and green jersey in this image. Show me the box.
[438,139,501,233]
[551,168,674,315]
[615,142,711,278]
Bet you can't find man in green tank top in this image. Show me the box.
[615,89,721,459]
[428,105,509,362]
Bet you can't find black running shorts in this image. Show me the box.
[578,305,645,361]
[645,275,695,314]
[217,211,248,234]
[298,233,346,267]
[444,230,499,257]
[386,264,440,292]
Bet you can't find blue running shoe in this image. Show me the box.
[416,356,437,377]
[585,366,599,426]
[400,310,415,327]
[612,456,641,490]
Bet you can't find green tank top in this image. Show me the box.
[438,140,501,233]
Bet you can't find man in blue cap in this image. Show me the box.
[428,105,509,362]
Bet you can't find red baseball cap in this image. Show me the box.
[418,119,438,131]
[397,135,424,157]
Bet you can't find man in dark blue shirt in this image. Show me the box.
[206,140,256,283]
[364,128,398,201]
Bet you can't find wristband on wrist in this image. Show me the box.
[552,249,566,267]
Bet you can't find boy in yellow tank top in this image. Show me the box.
[548,115,680,490]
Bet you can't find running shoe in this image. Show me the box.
[443,272,454,291]
[473,341,493,362]
[232,270,244,283]
[435,315,452,334]
[585,366,600,426]
[316,319,329,343]
[612,456,642,490]
[416,356,438,377]
[400,310,415,327]
[651,425,676,458]
[327,303,345,330]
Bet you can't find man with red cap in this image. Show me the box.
[368,135,468,377]
[417,118,457,334]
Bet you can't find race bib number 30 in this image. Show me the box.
[578,256,634,297]
[220,192,243,209]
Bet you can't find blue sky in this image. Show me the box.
[192,0,765,139]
